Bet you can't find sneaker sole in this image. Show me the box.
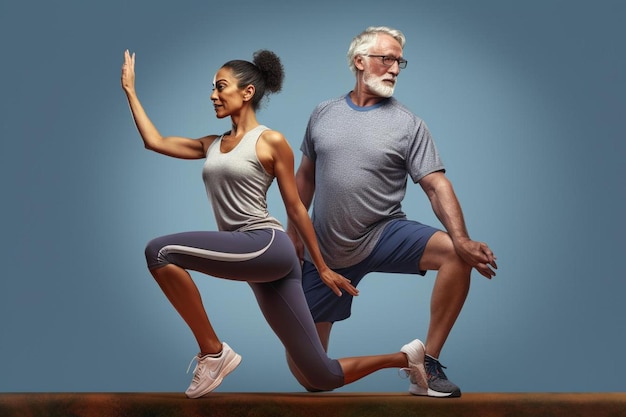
[409,383,461,398]
[186,353,242,399]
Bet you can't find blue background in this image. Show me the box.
[1,0,624,393]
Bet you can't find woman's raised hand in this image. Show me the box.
[121,49,136,94]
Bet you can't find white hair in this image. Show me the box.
[346,26,406,74]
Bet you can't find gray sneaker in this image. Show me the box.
[184,342,242,398]
[400,339,428,389]
[408,355,462,398]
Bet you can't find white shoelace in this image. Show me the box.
[398,367,411,379]
[186,355,204,384]
[187,356,199,374]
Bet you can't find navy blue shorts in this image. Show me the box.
[302,219,440,323]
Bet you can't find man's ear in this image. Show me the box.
[354,55,366,71]
[243,84,255,101]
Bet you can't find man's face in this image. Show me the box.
[361,34,404,98]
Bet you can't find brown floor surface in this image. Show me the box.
[0,392,624,417]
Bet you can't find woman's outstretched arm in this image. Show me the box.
[121,50,215,159]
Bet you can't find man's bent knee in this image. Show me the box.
[420,231,458,270]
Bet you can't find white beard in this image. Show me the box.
[363,72,395,98]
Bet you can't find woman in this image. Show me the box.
[120,49,427,398]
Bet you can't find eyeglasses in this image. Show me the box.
[365,55,408,69]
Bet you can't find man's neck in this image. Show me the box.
[349,88,388,108]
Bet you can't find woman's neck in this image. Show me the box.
[229,109,259,138]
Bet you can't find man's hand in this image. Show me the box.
[453,237,498,279]
[319,268,359,297]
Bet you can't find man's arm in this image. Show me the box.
[287,155,316,260]
[294,155,316,210]
[419,171,497,278]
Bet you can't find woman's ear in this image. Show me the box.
[243,84,255,102]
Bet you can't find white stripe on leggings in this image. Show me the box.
[159,229,276,262]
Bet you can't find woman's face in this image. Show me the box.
[210,67,247,119]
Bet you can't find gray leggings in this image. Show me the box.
[144,228,344,391]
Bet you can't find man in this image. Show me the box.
[287,26,497,398]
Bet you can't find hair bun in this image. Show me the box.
[253,50,284,94]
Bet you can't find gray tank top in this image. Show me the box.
[202,125,284,232]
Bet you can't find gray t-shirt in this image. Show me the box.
[203,125,283,232]
[301,94,445,268]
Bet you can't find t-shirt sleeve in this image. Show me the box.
[407,119,446,183]
[300,114,316,161]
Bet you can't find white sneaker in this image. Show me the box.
[400,339,428,390]
[185,342,242,398]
